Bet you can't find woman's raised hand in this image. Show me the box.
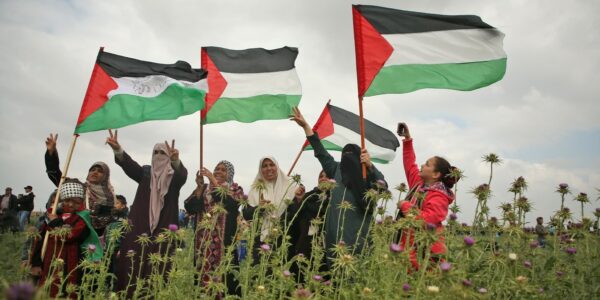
[106,129,121,151]
[164,139,179,161]
[46,133,58,154]
[290,107,314,136]
[397,122,411,140]
[200,167,218,187]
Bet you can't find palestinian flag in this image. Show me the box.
[201,46,302,124]
[303,103,399,163]
[75,50,207,134]
[353,5,507,97]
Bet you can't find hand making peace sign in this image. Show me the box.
[164,139,179,161]
[106,129,121,151]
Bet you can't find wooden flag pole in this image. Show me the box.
[358,96,367,179]
[287,146,304,177]
[41,134,80,260]
[200,113,204,172]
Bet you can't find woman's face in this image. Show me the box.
[317,170,329,184]
[261,159,278,182]
[213,163,229,184]
[87,166,105,184]
[420,157,441,183]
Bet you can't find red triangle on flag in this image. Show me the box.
[76,62,118,126]
[200,49,228,120]
[352,6,393,98]
[303,102,334,148]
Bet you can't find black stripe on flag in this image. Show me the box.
[355,5,495,34]
[204,46,298,74]
[98,51,207,82]
[329,105,399,150]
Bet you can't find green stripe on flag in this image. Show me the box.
[205,94,301,124]
[365,58,507,96]
[75,84,205,134]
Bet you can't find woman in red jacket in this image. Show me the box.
[396,123,457,270]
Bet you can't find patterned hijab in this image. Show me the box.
[149,143,175,233]
[216,160,235,185]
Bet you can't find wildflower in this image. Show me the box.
[291,174,302,184]
[338,200,354,210]
[168,224,178,232]
[462,279,472,287]
[449,213,458,221]
[5,281,35,300]
[126,250,135,257]
[426,223,437,231]
[439,262,452,272]
[293,288,312,299]
[482,153,502,164]
[566,247,577,255]
[323,280,332,286]
[556,271,565,278]
[516,275,527,283]
[427,286,440,293]
[87,243,97,253]
[508,253,518,260]
[463,236,475,247]
[389,243,402,253]
[55,258,64,265]
[256,285,266,292]
[363,287,372,294]
[395,183,408,193]
[559,183,569,189]
[312,274,323,281]
[530,240,539,249]
[524,260,532,268]
[282,270,291,277]
[557,183,570,194]
[402,283,410,291]
[176,248,183,252]
[338,240,346,246]
[260,244,271,252]
[478,288,488,294]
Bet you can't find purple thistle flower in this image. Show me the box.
[168,224,178,232]
[478,288,488,294]
[5,281,35,300]
[297,253,305,258]
[402,283,410,291]
[127,249,135,254]
[559,183,569,189]
[556,271,565,277]
[260,244,271,252]
[87,244,97,253]
[530,240,539,249]
[463,236,475,247]
[462,279,472,287]
[376,179,386,187]
[426,223,437,231]
[566,247,577,255]
[439,262,452,272]
[524,260,532,268]
[323,280,332,286]
[293,288,312,299]
[461,222,468,227]
[338,240,346,246]
[312,274,323,281]
[539,288,545,293]
[389,243,402,253]
[282,270,291,277]
[449,213,458,221]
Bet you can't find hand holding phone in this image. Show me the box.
[397,122,411,139]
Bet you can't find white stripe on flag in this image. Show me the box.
[323,125,397,162]
[220,69,301,98]
[383,28,506,66]
[110,76,207,98]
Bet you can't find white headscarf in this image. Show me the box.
[149,143,174,233]
[248,156,298,241]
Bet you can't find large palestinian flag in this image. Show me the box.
[75,50,207,134]
[353,5,507,97]
[201,46,302,124]
[303,103,399,163]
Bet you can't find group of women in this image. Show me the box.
[32,107,458,297]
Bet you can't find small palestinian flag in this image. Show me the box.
[75,50,207,134]
[201,46,302,124]
[304,103,399,163]
[353,5,507,97]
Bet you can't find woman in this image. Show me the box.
[396,123,457,270]
[45,134,115,235]
[184,161,241,294]
[290,107,386,258]
[242,157,304,260]
[105,130,188,296]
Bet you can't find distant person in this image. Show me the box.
[0,187,19,232]
[535,217,547,247]
[17,185,35,231]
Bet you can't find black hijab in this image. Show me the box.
[339,144,369,209]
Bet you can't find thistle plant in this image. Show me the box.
[574,192,590,221]
[482,153,502,187]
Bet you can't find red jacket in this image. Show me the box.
[400,139,454,262]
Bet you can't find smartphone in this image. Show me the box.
[397,123,406,136]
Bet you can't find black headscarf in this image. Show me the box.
[339,144,369,210]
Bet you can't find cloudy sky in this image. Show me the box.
[1,0,598,225]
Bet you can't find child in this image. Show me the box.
[30,179,102,298]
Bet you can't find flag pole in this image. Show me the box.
[41,134,80,260]
[287,146,304,177]
[200,113,204,172]
[358,96,367,179]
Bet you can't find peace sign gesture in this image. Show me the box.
[45,133,58,155]
[164,139,179,161]
[106,129,121,151]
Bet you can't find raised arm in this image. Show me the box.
[107,129,144,182]
[398,123,421,188]
[290,107,338,178]
[45,133,61,186]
